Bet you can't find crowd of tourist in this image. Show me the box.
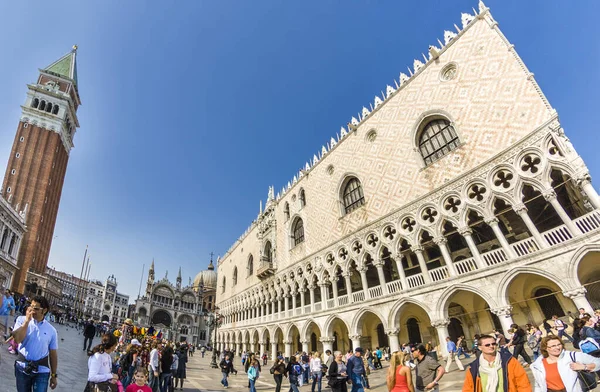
[2,292,600,392]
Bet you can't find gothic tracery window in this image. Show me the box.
[342,177,365,214]
[284,202,290,221]
[247,255,254,276]
[292,217,305,246]
[418,118,459,165]
[233,267,238,286]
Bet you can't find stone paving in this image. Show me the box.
[0,320,550,392]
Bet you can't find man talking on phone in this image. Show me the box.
[11,296,59,391]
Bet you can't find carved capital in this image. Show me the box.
[576,172,592,187]
[300,340,309,345]
[358,267,368,273]
[412,245,424,253]
[431,319,450,328]
[484,217,499,226]
[342,272,353,279]
[319,336,335,343]
[542,189,557,202]
[373,259,385,268]
[458,226,473,236]
[512,203,528,215]
[433,236,448,245]
[563,287,587,299]
[490,306,513,317]
[283,340,292,345]
[298,287,307,293]
[385,329,400,336]
[349,335,362,341]
[258,341,265,345]
[329,276,339,283]
[308,284,316,291]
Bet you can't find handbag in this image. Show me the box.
[569,352,597,392]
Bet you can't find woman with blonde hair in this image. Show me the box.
[387,351,414,392]
[310,351,323,392]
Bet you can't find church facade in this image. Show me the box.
[214,3,600,359]
[133,260,217,346]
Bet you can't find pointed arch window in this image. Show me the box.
[299,188,306,208]
[284,202,290,221]
[221,277,226,293]
[418,118,459,165]
[233,267,238,286]
[247,255,254,276]
[292,217,305,247]
[342,177,365,214]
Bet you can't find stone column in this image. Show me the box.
[412,246,432,284]
[309,285,316,312]
[301,340,309,353]
[543,189,581,236]
[344,273,354,302]
[242,342,248,353]
[284,294,290,313]
[577,175,600,210]
[331,277,339,304]
[386,329,400,353]
[434,236,457,277]
[320,283,328,307]
[350,335,361,350]
[374,261,389,294]
[284,340,292,359]
[259,341,266,356]
[278,297,283,317]
[563,287,594,313]
[490,306,515,334]
[359,267,369,298]
[513,203,549,249]
[300,288,306,311]
[460,224,486,267]
[393,253,408,290]
[291,291,297,313]
[320,336,335,355]
[432,319,450,358]
[271,342,278,361]
[485,217,517,258]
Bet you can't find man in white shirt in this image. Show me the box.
[148,341,163,392]
[552,315,573,342]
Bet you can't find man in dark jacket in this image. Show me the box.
[220,354,235,388]
[83,319,96,352]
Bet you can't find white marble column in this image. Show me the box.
[490,306,515,335]
[485,217,517,259]
[393,253,408,290]
[301,340,309,353]
[563,287,594,313]
[386,329,400,353]
[331,277,339,304]
[458,227,484,268]
[309,285,316,312]
[578,175,600,210]
[434,237,457,277]
[432,319,450,358]
[412,246,432,284]
[344,273,354,302]
[359,267,369,298]
[320,336,335,355]
[350,335,361,350]
[543,189,581,236]
[271,342,278,361]
[300,288,306,311]
[374,261,389,294]
[284,340,292,359]
[259,341,266,356]
[513,203,549,249]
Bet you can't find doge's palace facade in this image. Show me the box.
[215,2,600,360]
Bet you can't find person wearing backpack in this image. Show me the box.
[528,326,543,361]
[552,315,574,343]
[578,316,600,354]
[248,359,260,392]
[531,335,600,392]
[286,356,301,392]
[506,324,532,367]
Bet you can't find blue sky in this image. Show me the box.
[0,1,598,301]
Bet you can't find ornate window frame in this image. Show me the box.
[411,109,464,168]
[337,174,366,216]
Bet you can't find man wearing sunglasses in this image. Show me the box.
[462,334,531,392]
[11,296,59,391]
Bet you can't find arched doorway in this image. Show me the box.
[151,310,172,327]
[376,324,389,348]
[534,288,565,319]
[406,318,422,344]
[355,311,386,349]
[311,333,318,352]
[304,321,322,353]
[448,318,465,342]
[326,317,350,353]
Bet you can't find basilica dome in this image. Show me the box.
[193,259,217,290]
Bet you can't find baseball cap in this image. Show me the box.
[131,339,142,346]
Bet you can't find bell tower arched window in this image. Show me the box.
[292,217,305,247]
[418,118,459,165]
[342,177,365,215]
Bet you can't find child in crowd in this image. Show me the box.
[248,359,260,392]
[125,368,152,392]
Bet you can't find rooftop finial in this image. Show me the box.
[72,44,78,52]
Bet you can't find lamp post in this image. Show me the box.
[204,308,222,368]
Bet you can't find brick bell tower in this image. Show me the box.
[1,46,81,293]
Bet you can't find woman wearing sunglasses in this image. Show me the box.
[531,335,600,392]
[462,334,531,392]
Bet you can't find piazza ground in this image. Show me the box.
[0,317,548,392]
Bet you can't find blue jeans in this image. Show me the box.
[221,372,229,387]
[457,347,471,358]
[159,373,172,392]
[148,371,159,392]
[350,373,364,392]
[250,378,257,392]
[311,371,322,392]
[14,363,50,392]
[557,329,573,342]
